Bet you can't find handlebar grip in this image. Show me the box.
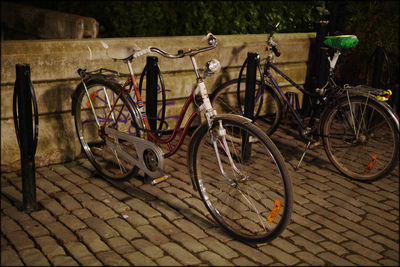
[272,46,281,57]
[133,47,151,58]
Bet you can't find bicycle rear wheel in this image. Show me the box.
[210,78,282,136]
[322,95,399,181]
[189,115,292,243]
[73,78,143,180]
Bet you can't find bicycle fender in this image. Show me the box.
[187,114,253,192]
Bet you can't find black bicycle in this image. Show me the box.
[211,22,399,182]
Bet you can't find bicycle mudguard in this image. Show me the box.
[187,114,253,191]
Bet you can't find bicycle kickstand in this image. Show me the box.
[296,141,311,170]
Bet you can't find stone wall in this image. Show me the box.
[1,32,316,171]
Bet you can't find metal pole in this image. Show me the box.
[146,56,159,131]
[14,64,37,212]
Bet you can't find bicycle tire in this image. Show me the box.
[73,78,143,180]
[188,114,292,243]
[210,78,283,136]
[321,95,399,181]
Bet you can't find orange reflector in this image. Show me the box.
[364,155,377,173]
[87,91,98,108]
[267,199,281,222]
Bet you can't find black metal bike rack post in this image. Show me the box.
[13,64,38,213]
[146,56,159,131]
[242,52,259,161]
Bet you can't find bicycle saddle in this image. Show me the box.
[323,35,359,49]
[106,44,140,60]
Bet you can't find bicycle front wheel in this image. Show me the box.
[322,95,399,181]
[73,78,143,180]
[189,115,292,243]
[210,78,282,136]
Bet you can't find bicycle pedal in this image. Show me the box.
[150,175,169,185]
[310,141,321,148]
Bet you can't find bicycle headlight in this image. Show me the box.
[204,59,221,77]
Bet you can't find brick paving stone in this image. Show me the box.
[103,196,130,213]
[342,241,383,261]
[72,208,93,220]
[366,213,399,232]
[72,192,93,203]
[1,235,9,248]
[170,232,207,253]
[232,257,258,266]
[106,236,136,254]
[35,235,65,259]
[304,194,335,209]
[290,213,321,231]
[120,210,149,227]
[84,217,120,239]
[1,247,24,266]
[342,230,385,252]
[318,252,355,266]
[1,216,22,232]
[149,200,184,221]
[362,205,398,221]
[106,217,141,241]
[53,192,82,211]
[68,164,93,178]
[77,228,110,253]
[103,185,131,200]
[136,225,169,245]
[140,184,190,211]
[227,240,273,265]
[320,241,348,256]
[307,213,347,233]
[346,254,380,266]
[125,198,161,218]
[334,216,374,237]
[292,203,312,216]
[287,223,325,243]
[270,237,301,254]
[360,219,397,240]
[46,221,78,243]
[163,186,192,199]
[156,255,183,266]
[317,228,348,243]
[63,173,88,185]
[124,250,158,266]
[39,198,68,217]
[198,251,232,266]
[295,251,325,266]
[50,255,79,266]
[160,242,201,266]
[19,247,50,266]
[204,227,233,243]
[173,218,208,239]
[35,177,61,195]
[149,216,181,236]
[200,237,239,259]
[59,214,87,231]
[289,235,325,255]
[384,249,399,261]
[81,199,118,220]
[81,183,111,201]
[4,230,34,251]
[179,207,216,231]
[64,241,101,265]
[1,185,22,203]
[131,238,164,259]
[30,210,57,225]
[326,206,363,222]
[183,197,210,217]
[259,245,300,266]
[370,234,399,250]
[96,250,130,266]
[3,206,31,222]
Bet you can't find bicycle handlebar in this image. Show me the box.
[267,22,281,57]
[133,33,217,59]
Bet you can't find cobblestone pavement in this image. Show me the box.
[1,123,399,266]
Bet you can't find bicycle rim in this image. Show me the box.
[211,78,282,136]
[192,116,292,243]
[322,96,399,181]
[74,80,141,180]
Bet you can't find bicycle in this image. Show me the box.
[71,33,293,243]
[211,23,399,182]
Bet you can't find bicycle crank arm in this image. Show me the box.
[104,127,165,179]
